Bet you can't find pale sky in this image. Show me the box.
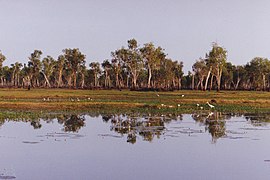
[1,0,270,74]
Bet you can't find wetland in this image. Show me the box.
[0,89,270,179]
[0,111,270,179]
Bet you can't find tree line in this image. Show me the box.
[0,39,269,91]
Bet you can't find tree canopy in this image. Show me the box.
[0,40,269,91]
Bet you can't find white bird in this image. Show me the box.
[200,106,204,110]
[161,104,165,107]
[206,102,215,108]
[196,104,200,107]
[77,98,80,102]
[206,112,214,118]
[156,94,160,97]
[177,104,181,107]
[43,98,46,101]
[181,94,185,97]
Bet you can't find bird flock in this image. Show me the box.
[42,97,93,102]
[155,93,216,110]
[41,92,217,112]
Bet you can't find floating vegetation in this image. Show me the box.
[42,132,84,139]
[22,141,40,144]
[98,134,123,138]
[224,136,247,140]
[0,169,16,179]
[0,175,16,179]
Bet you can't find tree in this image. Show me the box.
[56,55,65,88]
[63,48,86,88]
[192,58,208,90]
[222,62,234,90]
[0,51,6,68]
[10,62,22,87]
[28,50,42,87]
[173,61,184,90]
[78,64,87,88]
[89,62,101,87]
[0,52,6,86]
[111,52,122,89]
[232,65,245,90]
[246,57,270,90]
[140,43,166,88]
[206,43,227,91]
[113,39,143,89]
[41,56,56,88]
[102,59,112,88]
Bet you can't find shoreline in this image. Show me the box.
[0,89,268,114]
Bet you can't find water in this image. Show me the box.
[0,112,270,179]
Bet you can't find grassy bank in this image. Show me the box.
[0,88,269,114]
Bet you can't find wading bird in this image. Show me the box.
[206,102,215,108]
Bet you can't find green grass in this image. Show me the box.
[0,88,269,114]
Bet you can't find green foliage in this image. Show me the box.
[1,40,270,91]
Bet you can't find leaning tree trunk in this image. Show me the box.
[81,73,85,89]
[204,67,212,91]
[67,75,72,88]
[210,74,214,91]
[263,74,266,91]
[178,77,182,90]
[105,70,108,88]
[57,69,63,88]
[115,72,119,89]
[147,65,152,88]
[196,81,200,90]
[216,68,223,92]
[191,74,195,90]
[41,71,51,88]
[235,78,240,90]
[11,70,15,86]
[72,71,77,89]
[126,75,129,88]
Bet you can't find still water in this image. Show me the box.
[0,112,270,180]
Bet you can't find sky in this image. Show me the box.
[1,0,270,74]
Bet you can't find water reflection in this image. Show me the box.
[0,111,270,144]
[245,113,270,126]
[23,114,86,132]
[192,112,230,143]
[109,115,168,144]
[57,114,85,132]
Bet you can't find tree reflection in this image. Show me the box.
[1,111,270,143]
[30,120,42,129]
[108,114,169,144]
[56,114,86,132]
[101,112,233,143]
[62,115,85,132]
[192,112,230,143]
[245,113,270,126]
